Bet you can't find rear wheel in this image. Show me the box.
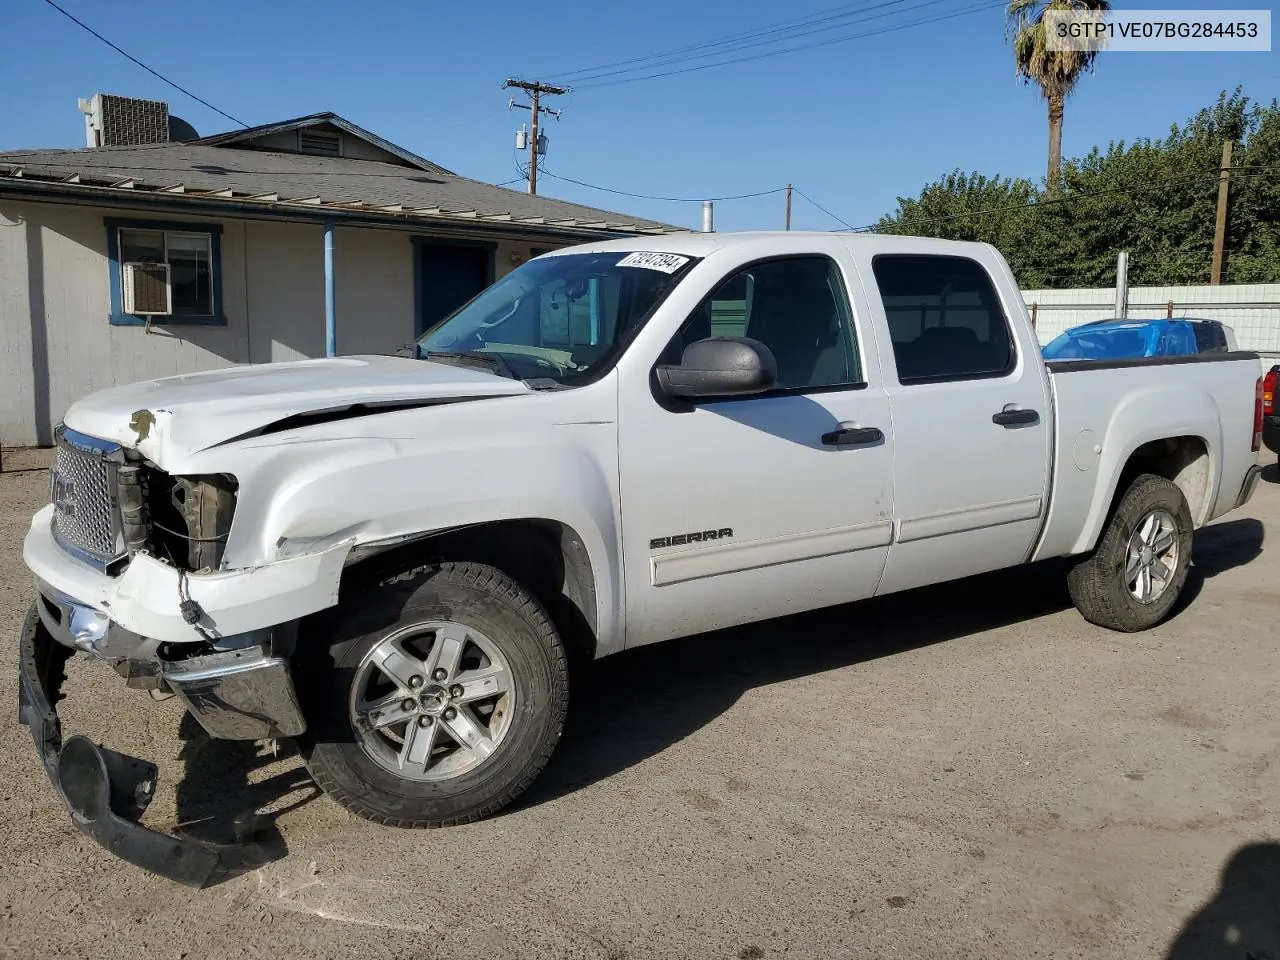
[296,561,569,827]
[1067,473,1193,632]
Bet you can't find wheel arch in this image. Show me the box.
[1115,435,1213,523]
[336,518,603,664]
[1080,434,1215,555]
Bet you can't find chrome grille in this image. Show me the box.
[50,428,125,567]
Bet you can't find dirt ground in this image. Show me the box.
[2,446,1279,960]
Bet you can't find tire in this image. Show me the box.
[295,561,569,827]
[1066,473,1194,632]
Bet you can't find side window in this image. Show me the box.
[669,257,862,391]
[1192,322,1226,353]
[871,254,1015,384]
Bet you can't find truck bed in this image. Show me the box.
[1032,351,1262,562]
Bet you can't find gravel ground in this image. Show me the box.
[2,446,1279,960]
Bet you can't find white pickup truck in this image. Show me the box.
[19,232,1264,884]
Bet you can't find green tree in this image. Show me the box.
[1006,0,1112,195]
[872,88,1280,288]
[874,171,1037,246]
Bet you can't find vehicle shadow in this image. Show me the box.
[1164,842,1280,959]
[1260,461,1280,485]
[1174,517,1266,614]
[171,711,321,886]
[524,519,1264,808]
[523,558,1073,806]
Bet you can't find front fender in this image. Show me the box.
[176,390,624,655]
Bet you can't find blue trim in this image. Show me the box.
[588,277,600,344]
[324,220,336,357]
[105,217,226,326]
[412,238,425,338]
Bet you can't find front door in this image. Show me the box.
[864,251,1051,596]
[618,252,896,648]
[417,242,493,334]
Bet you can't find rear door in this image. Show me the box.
[856,248,1052,595]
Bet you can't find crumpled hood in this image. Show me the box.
[62,354,531,464]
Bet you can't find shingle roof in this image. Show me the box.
[0,141,686,237]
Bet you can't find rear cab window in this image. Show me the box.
[870,254,1017,384]
[1192,322,1228,353]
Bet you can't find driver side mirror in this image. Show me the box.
[655,337,777,400]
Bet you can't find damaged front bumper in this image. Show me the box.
[24,502,351,647]
[16,602,308,886]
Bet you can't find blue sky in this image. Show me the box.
[1,0,1275,232]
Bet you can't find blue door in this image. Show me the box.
[416,242,493,335]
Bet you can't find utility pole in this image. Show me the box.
[1210,139,1233,285]
[504,78,568,196]
[785,184,792,230]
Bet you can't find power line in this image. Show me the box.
[548,0,876,82]
[535,169,857,233]
[40,0,247,128]
[547,0,939,86]
[537,168,788,203]
[791,187,858,232]
[572,2,1004,90]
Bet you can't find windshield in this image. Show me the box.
[415,250,697,385]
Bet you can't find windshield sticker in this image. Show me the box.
[615,252,691,274]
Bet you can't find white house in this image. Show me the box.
[0,95,684,447]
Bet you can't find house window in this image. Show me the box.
[106,219,225,325]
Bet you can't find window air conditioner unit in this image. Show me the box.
[122,261,172,315]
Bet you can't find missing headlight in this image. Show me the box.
[137,468,238,571]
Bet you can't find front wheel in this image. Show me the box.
[1067,473,1194,632]
[296,562,569,827]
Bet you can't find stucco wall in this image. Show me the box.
[0,201,251,445]
[0,198,569,446]
[334,225,414,356]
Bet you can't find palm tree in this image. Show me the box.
[1007,0,1111,195]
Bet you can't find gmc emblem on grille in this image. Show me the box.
[50,472,76,517]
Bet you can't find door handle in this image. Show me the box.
[992,407,1040,427]
[821,426,884,447]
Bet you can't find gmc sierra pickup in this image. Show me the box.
[18,232,1265,885]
